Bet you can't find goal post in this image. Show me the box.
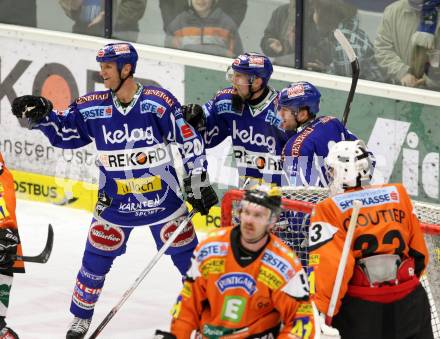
[220,186,440,339]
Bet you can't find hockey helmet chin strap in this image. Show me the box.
[247,75,265,100]
[112,67,133,94]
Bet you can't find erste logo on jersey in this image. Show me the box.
[216,273,257,296]
[333,186,400,212]
[196,242,229,262]
[140,99,166,118]
[265,109,282,129]
[262,249,295,281]
[80,105,112,120]
[102,124,155,145]
[215,99,237,115]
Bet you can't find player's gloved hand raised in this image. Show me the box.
[183,171,218,216]
[154,330,176,339]
[12,95,53,125]
[181,104,205,132]
[0,228,19,269]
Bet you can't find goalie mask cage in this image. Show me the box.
[221,187,440,338]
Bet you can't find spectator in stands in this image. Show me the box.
[260,0,296,67]
[306,0,384,81]
[345,0,396,12]
[374,0,440,90]
[59,0,146,40]
[159,0,247,31]
[165,0,243,57]
[0,0,36,27]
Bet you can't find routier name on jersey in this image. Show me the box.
[232,120,276,153]
[102,124,155,145]
[333,186,400,212]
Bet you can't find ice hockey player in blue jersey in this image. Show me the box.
[182,52,292,187]
[11,42,218,339]
[275,82,357,267]
[278,81,357,187]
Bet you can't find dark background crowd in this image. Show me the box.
[1,0,439,90]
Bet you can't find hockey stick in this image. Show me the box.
[333,29,360,126]
[88,210,197,339]
[11,224,54,263]
[325,200,362,326]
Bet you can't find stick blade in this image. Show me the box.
[334,29,357,62]
[21,224,54,263]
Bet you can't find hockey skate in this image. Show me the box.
[66,317,91,339]
[0,326,19,339]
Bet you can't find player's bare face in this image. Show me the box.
[278,107,298,131]
[239,202,271,244]
[99,62,119,90]
[227,69,252,98]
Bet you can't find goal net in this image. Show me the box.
[221,186,440,338]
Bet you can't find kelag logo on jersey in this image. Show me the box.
[232,120,276,153]
[79,105,112,120]
[216,273,257,296]
[140,99,166,118]
[102,124,155,145]
[333,186,400,212]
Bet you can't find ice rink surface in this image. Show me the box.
[9,199,182,338]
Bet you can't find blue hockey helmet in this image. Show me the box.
[231,52,273,86]
[96,42,138,74]
[277,81,321,115]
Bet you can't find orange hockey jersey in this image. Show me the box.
[309,183,428,315]
[0,153,24,273]
[170,226,315,338]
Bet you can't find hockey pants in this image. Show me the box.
[332,284,433,339]
[70,215,198,319]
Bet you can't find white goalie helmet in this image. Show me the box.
[325,140,375,195]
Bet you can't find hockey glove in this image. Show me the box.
[12,95,53,125]
[0,228,19,269]
[317,311,341,339]
[181,104,205,132]
[183,171,218,216]
[154,330,176,339]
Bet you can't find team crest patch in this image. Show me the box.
[88,222,125,251]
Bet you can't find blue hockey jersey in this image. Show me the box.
[35,84,207,227]
[282,115,357,187]
[202,87,291,185]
